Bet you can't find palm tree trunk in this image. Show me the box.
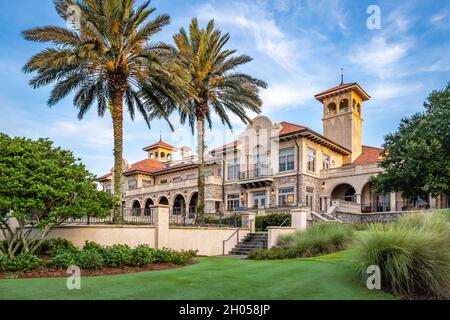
[111,89,124,224]
[196,115,206,224]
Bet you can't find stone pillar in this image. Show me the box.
[390,192,397,212]
[291,207,308,232]
[241,212,256,234]
[153,205,170,249]
[430,196,437,209]
[355,194,361,204]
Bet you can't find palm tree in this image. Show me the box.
[172,18,267,222]
[23,0,181,223]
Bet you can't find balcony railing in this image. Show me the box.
[321,162,382,179]
[240,167,273,180]
[125,175,223,196]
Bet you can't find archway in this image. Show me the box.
[158,196,169,205]
[188,192,198,219]
[331,184,356,203]
[339,99,349,112]
[173,194,186,216]
[131,200,141,216]
[144,198,154,216]
[327,102,337,115]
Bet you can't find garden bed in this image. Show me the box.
[0,260,197,279]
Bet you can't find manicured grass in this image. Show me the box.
[0,250,395,300]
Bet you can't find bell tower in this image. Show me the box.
[314,81,371,162]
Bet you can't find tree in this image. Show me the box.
[372,83,450,199]
[22,0,181,223]
[0,134,114,258]
[171,18,267,222]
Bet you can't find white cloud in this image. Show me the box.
[349,37,410,78]
[370,82,423,101]
[260,82,319,113]
[50,119,113,147]
[196,3,299,70]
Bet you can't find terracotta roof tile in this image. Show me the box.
[123,159,165,174]
[314,83,357,97]
[97,173,112,181]
[279,121,307,136]
[143,140,176,151]
[353,145,384,165]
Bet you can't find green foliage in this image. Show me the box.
[371,83,450,198]
[255,214,291,231]
[354,212,450,299]
[47,240,197,270]
[249,223,354,260]
[48,238,78,256]
[130,245,157,267]
[0,254,43,273]
[103,244,133,268]
[77,249,105,270]
[48,251,78,269]
[0,134,114,257]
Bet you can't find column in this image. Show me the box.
[153,205,170,249]
[241,212,256,233]
[291,207,308,232]
[390,192,397,212]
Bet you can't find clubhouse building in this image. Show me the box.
[98,82,449,220]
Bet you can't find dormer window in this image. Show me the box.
[128,179,137,190]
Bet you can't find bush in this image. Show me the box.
[83,241,105,253]
[48,251,78,269]
[131,245,157,267]
[48,238,78,256]
[152,248,196,265]
[255,213,291,231]
[354,212,450,299]
[1,254,43,272]
[249,222,354,260]
[0,254,7,271]
[77,249,104,270]
[103,244,133,267]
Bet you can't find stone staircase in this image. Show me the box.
[229,233,268,256]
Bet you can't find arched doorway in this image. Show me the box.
[131,200,141,216]
[331,184,356,203]
[173,195,186,216]
[189,192,198,219]
[159,196,169,205]
[361,182,391,212]
[144,198,154,216]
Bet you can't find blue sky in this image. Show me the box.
[1,0,449,176]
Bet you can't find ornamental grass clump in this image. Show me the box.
[248,222,354,260]
[354,212,450,299]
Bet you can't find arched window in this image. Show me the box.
[339,99,349,113]
[352,99,356,110]
[327,103,337,115]
[357,103,361,115]
[132,200,141,216]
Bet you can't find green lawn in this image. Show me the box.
[0,250,395,300]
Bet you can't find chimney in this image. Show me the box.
[180,146,192,159]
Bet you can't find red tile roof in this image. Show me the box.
[279,121,307,136]
[97,173,112,181]
[314,83,357,97]
[123,159,165,175]
[143,140,176,151]
[353,145,384,165]
[314,82,371,102]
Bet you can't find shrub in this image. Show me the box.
[255,213,291,231]
[48,238,78,256]
[83,241,105,253]
[0,254,7,271]
[76,249,104,270]
[48,251,78,269]
[130,245,156,267]
[103,244,133,267]
[1,254,43,272]
[249,222,354,260]
[280,223,354,257]
[152,248,197,265]
[354,212,450,299]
